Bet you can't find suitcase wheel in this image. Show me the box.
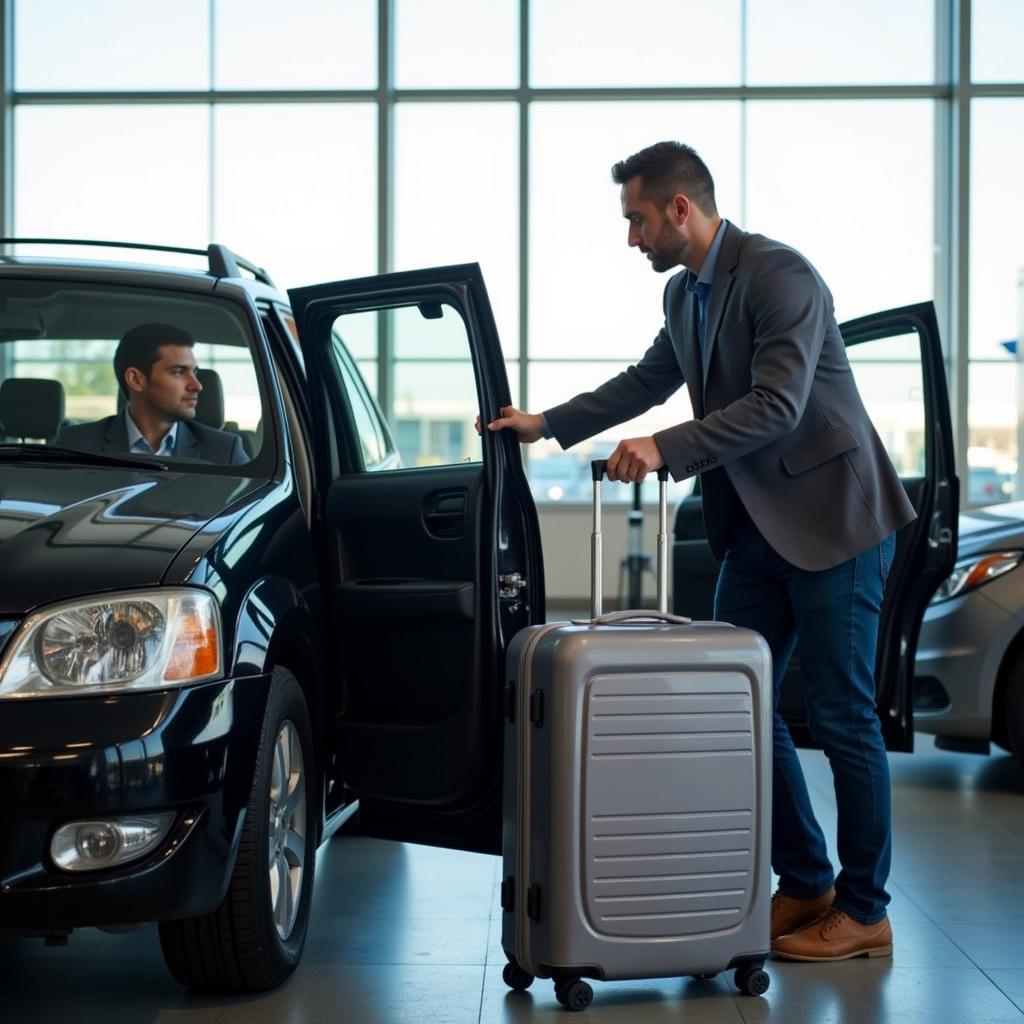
[554,979,593,1011]
[502,960,534,992]
[734,964,770,996]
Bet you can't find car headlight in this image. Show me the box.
[0,589,222,699]
[929,551,1023,605]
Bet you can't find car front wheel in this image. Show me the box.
[159,666,316,991]
[1006,659,1024,766]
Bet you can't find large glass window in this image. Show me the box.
[529,102,742,360]
[214,0,376,89]
[745,101,934,322]
[15,106,210,245]
[968,99,1024,505]
[15,0,209,91]
[969,100,1023,361]
[395,0,517,88]
[213,104,378,290]
[530,1,742,87]
[967,363,1018,505]
[972,0,1024,83]
[7,1,1023,510]
[394,103,519,354]
[746,0,934,84]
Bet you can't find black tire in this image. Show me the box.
[1006,661,1024,764]
[502,960,534,991]
[735,965,770,997]
[159,666,316,992]
[554,979,593,1011]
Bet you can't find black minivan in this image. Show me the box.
[0,241,956,992]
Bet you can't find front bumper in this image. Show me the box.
[914,586,1024,739]
[0,674,270,933]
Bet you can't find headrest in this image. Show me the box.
[0,378,66,440]
[195,368,224,428]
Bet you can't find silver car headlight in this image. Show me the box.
[0,589,222,699]
[929,551,1023,605]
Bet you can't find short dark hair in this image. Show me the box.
[611,141,718,216]
[114,323,195,398]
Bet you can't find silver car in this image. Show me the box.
[914,501,1024,763]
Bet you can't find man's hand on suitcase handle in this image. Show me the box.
[602,437,667,483]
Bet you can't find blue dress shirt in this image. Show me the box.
[125,409,177,457]
[684,217,729,357]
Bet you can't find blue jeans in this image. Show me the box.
[714,505,896,925]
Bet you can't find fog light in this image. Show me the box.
[51,812,176,872]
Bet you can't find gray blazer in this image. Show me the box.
[544,222,916,571]
[56,414,247,467]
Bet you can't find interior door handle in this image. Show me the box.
[423,490,467,538]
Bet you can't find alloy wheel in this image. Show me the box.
[267,719,307,940]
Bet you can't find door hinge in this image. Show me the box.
[501,876,515,912]
[504,680,516,722]
[529,688,544,727]
[499,571,527,599]
[527,883,542,923]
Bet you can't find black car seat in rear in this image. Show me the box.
[197,368,256,457]
[195,368,225,428]
[0,378,66,442]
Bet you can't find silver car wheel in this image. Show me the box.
[267,719,307,940]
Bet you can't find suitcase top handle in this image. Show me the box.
[572,609,692,626]
[587,461,671,620]
[590,459,670,482]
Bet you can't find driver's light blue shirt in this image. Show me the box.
[125,408,177,457]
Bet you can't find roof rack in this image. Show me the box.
[0,238,276,287]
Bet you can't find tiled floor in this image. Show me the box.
[3,736,1023,1023]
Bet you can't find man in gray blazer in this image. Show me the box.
[57,322,246,467]
[489,141,915,962]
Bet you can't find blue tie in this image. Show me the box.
[695,281,710,347]
[692,282,710,382]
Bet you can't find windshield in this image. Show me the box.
[0,279,269,473]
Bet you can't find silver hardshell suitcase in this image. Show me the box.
[500,462,772,1011]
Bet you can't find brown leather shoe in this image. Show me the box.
[770,887,836,940]
[772,907,893,961]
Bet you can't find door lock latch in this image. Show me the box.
[498,572,527,599]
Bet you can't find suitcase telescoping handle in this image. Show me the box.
[589,459,679,620]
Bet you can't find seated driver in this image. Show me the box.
[57,322,246,465]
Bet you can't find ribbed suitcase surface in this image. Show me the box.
[583,672,756,940]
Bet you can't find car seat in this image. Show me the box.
[0,378,66,442]
[196,368,256,457]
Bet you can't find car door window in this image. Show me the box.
[330,332,391,470]
[330,303,481,470]
[845,330,926,480]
